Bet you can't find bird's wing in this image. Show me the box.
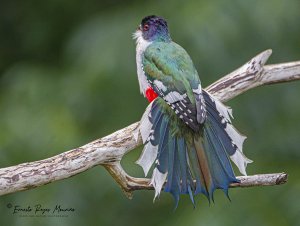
[142,42,206,131]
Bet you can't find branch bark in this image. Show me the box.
[0,50,298,197]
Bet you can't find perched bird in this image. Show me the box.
[133,15,252,206]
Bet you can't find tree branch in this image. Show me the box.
[0,50,298,197]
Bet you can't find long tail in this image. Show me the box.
[136,91,252,206]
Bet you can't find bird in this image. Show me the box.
[133,15,252,206]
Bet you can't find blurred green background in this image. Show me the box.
[0,0,300,225]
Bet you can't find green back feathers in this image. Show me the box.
[143,42,201,105]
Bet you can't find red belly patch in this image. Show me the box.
[145,87,158,102]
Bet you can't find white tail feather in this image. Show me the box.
[139,102,153,144]
[136,143,158,176]
[225,124,252,175]
[209,94,233,122]
[207,91,252,175]
[150,168,167,200]
[230,150,253,176]
[225,123,247,152]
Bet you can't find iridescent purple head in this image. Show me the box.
[138,15,171,42]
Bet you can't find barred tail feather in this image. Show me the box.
[202,90,253,175]
[136,93,252,205]
[137,99,195,205]
[136,100,164,176]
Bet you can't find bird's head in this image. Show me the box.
[134,15,171,42]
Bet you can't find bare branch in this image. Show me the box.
[0,122,140,196]
[0,49,298,197]
[104,163,288,192]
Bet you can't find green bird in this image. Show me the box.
[133,15,252,206]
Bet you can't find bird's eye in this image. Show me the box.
[143,24,149,31]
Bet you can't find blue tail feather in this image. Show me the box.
[156,118,169,174]
[203,126,238,192]
[148,103,164,146]
[203,92,237,156]
[205,121,238,182]
[176,138,188,194]
[165,137,181,207]
[140,95,246,206]
[186,144,210,200]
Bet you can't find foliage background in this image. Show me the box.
[0,0,300,225]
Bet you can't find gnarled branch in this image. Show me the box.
[0,49,298,197]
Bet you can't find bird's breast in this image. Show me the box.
[135,37,152,96]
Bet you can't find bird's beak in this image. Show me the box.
[137,25,142,31]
